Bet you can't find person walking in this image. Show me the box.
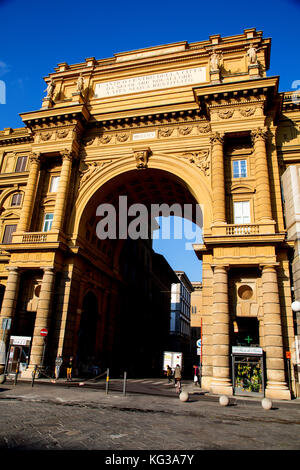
[67,356,73,381]
[174,364,182,394]
[54,355,63,380]
[166,365,173,383]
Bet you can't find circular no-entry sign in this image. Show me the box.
[40,328,48,337]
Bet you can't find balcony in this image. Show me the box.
[226,224,260,236]
[22,233,48,243]
[11,230,63,245]
[210,221,276,237]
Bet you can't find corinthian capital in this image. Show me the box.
[60,149,73,162]
[29,152,41,164]
[210,132,224,145]
[251,127,268,143]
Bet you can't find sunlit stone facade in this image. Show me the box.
[0,28,299,399]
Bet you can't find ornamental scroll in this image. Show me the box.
[181,150,210,176]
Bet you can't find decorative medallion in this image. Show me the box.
[56,129,69,139]
[40,132,52,141]
[84,137,96,146]
[99,134,112,144]
[197,123,211,134]
[217,109,234,119]
[178,126,193,136]
[239,107,256,117]
[158,127,174,138]
[116,133,129,142]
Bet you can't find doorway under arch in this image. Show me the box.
[76,291,99,376]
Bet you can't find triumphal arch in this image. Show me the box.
[0,28,299,399]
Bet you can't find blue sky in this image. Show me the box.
[0,0,299,281]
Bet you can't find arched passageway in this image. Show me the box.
[72,167,203,377]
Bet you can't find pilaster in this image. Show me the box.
[251,128,273,222]
[210,265,233,395]
[51,150,73,232]
[261,264,291,399]
[16,153,41,233]
[210,132,226,225]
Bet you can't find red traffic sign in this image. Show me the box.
[40,328,48,337]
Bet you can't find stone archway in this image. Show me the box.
[69,164,206,377]
[69,152,213,242]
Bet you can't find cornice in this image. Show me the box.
[19,103,91,130]
[0,128,33,146]
[281,91,300,113]
[88,107,206,132]
[195,76,280,119]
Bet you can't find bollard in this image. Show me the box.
[106,368,109,395]
[31,365,37,388]
[123,371,127,396]
[261,397,273,410]
[14,371,18,386]
[219,395,230,406]
[179,391,189,402]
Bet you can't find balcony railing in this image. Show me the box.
[226,224,260,236]
[22,233,48,243]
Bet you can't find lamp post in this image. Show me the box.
[292,300,300,335]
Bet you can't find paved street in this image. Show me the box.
[0,378,299,456]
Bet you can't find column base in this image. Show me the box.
[265,382,291,400]
[209,378,233,396]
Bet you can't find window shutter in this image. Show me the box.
[2,224,17,244]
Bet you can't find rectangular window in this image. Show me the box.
[234,201,251,224]
[42,213,53,232]
[11,193,22,206]
[233,160,247,178]
[2,224,17,244]
[15,156,28,172]
[49,176,60,193]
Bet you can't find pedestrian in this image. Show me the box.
[174,364,182,394]
[193,365,199,386]
[55,355,63,380]
[67,356,73,381]
[166,365,173,383]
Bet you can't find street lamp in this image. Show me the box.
[291,300,300,313]
[292,300,300,335]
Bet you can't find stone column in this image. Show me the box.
[51,150,73,232]
[0,267,20,372]
[210,132,226,224]
[210,265,233,395]
[17,153,41,232]
[261,265,291,399]
[27,267,56,371]
[251,128,273,222]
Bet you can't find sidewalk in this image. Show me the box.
[1,376,299,418]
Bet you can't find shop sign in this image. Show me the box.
[9,336,31,346]
[232,346,263,355]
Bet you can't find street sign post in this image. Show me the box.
[0,318,12,365]
[2,318,12,331]
[40,329,48,367]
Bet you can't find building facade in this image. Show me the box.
[169,271,193,370]
[0,28,299,398]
